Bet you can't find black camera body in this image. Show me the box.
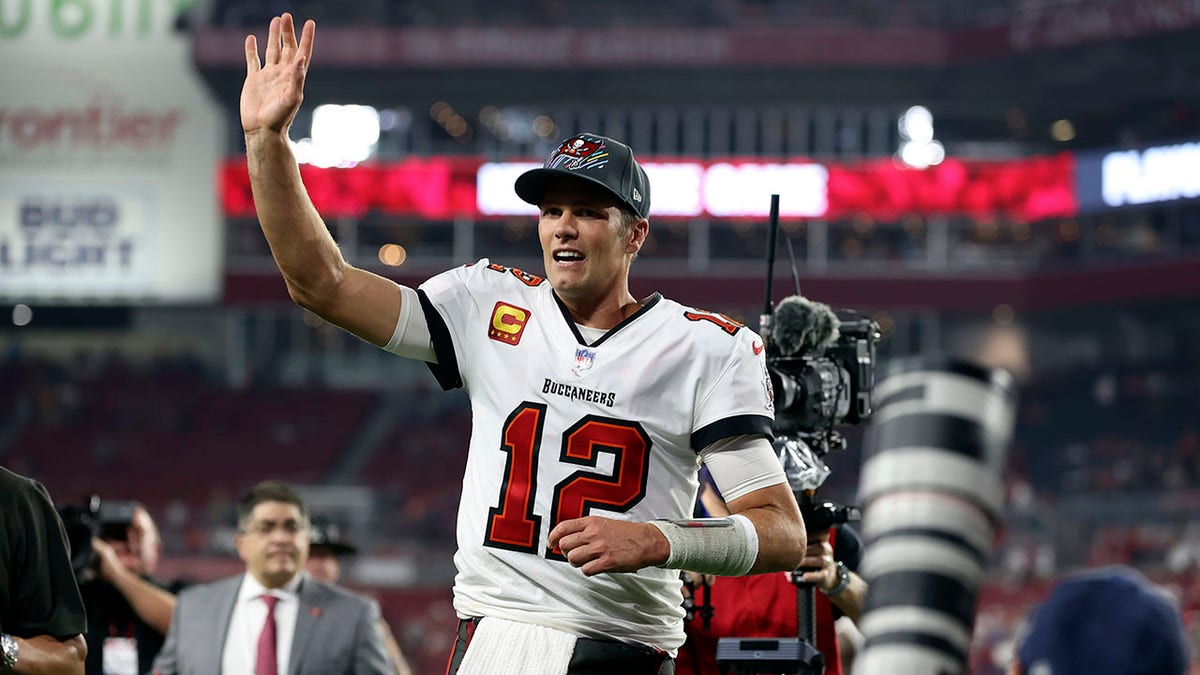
[765,301,877,542]
[767,305,880,449]
[57,496,137,582]
[797,498,862,533]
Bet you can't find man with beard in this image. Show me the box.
[151,481,390,675]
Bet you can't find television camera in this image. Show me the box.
[57,496,137,583]
[712,195,880,674]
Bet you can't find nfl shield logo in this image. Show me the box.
[574,347,596,371]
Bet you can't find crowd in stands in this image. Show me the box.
[0,353,379,547]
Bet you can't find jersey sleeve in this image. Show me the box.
[416,259,492,390]
[6,477,87,639]
[691,327,775,450]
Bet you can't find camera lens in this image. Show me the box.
[853,358,1017,675]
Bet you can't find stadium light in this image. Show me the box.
[896,105,944,169]
[12,304,32,326]
[292,104,381,168]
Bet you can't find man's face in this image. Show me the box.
[304,548,341,585]
[106,507,160,577]
[235,501,310,589]
[537,177,645,304]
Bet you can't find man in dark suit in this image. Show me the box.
[152,481,390,675]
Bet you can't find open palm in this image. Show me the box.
[241,13,315,136]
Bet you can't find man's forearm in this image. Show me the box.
[740,502,807,574]
[108,570,176,635]
[725,483,807,574]
[828,572,867,625]
[11,635,85,675]
[245,130,347,307]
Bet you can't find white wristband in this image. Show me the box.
[648,514,759,576]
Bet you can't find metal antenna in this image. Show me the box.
[759,194,781,343]
[785,236,801,296]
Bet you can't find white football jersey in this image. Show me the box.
[418,259,775,653]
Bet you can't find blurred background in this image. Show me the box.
[3,0,1200,672]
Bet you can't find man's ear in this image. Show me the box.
[627,218,649,254]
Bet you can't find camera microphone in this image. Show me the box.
[772,295,840,357]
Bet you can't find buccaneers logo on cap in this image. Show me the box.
[548,136,608,171]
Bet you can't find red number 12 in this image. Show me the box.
[484,402,652,559]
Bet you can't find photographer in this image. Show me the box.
[77,503,176,675]
[677,476,867,675]
[0,467,88,675]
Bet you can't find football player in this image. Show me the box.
[240,14,806,674]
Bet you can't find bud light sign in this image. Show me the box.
[0,188,153,300]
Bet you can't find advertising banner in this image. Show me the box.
[0,0,224,303]
[1076,141,1200,213]
[222,154,1076,222]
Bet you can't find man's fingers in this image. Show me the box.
[298,19,316,64]
[265,15,281,65]
[280,12,298,54]
[547,518,588,547]
[244,35,261,73]
[565,545,596,567]
[555,531,586,555]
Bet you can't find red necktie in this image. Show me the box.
[255,594,279,675]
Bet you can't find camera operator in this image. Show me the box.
[677,475,867,675]
[78,503,176,675]
[0,467,88,675]
[673,294,880,674]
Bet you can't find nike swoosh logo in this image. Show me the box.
[752,341,764,355]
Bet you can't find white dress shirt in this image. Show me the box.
[221,572,302,675]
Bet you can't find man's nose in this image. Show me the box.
[554,212,579,238]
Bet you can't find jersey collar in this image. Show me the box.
[551,291,662,347]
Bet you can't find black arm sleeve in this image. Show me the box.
[417,288,463,390]
[0,470,87,639]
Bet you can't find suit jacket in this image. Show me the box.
[151,573,391,675]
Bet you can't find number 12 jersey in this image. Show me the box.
[417,259,775,653]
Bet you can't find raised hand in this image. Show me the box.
[241,13,315,137]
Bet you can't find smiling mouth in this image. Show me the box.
[553,251,585,264]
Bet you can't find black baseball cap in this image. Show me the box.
[308,518,358,556]
[515,133,651,219]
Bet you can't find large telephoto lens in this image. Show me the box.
[852,358,1017,675]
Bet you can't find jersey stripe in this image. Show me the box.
[691,414,774,452]
[418,288,463,390]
